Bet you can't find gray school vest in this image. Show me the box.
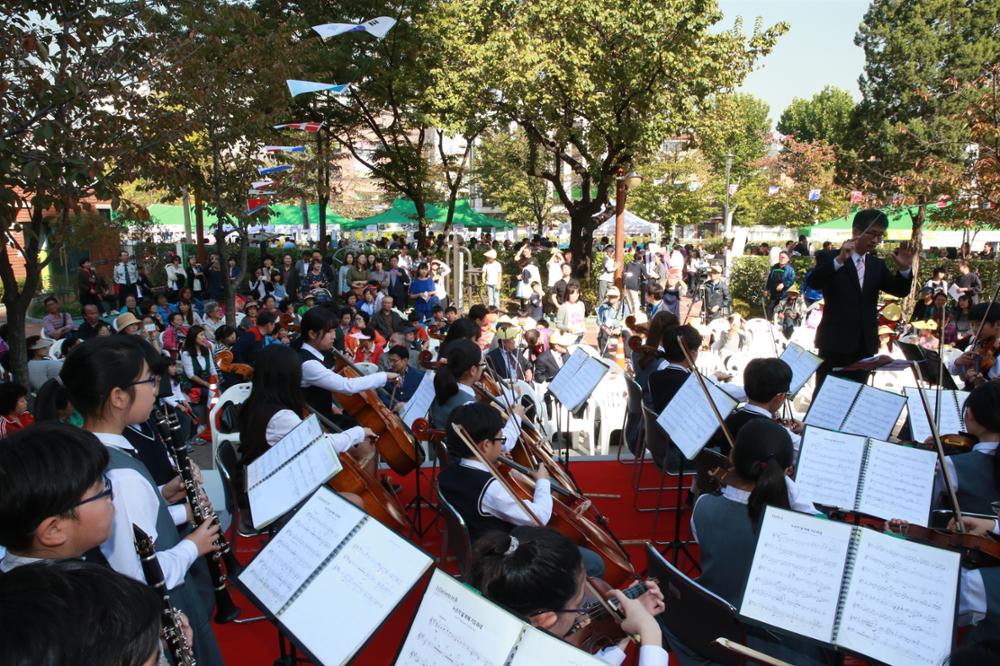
[691,494,756,607]
[951,451,998,515]
[964,567,1000,644]
[105,447,224,666]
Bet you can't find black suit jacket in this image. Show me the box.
[809,253,912,357]
[533,350,564,384]
[486,347,530,381]
[648,366,690,413]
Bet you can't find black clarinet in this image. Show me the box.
[133,524,197,666]
[155,406,241,623]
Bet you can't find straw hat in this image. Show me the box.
[29,338,54,351]
[114,312,141,332]
[877,325,894,337]
[912,320,938,331]
[709,264,722,274]
[606,286,621,298]
[550,331,577,347]
[495,325,523,341]
[484,249,497,259]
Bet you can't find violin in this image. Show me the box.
[215,350,254,379]
[624,315,648,335]
[329,349,423,475]
[565,577,657,652]
[887,521,1000,568]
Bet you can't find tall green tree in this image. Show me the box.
[0,1,170,384]
[628,148,713,237]
[476,129,560,234]
[433,1,785,276]
[756,137,849,227]
[777,85,856,148]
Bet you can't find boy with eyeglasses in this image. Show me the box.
[0,423,115,572]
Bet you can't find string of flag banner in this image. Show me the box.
[243,17,398,216]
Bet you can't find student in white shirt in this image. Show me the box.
[468,527,668,666]
[60,335,223,666]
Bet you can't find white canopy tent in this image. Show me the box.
[556,209,659,238]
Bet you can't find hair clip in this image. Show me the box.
[504,536,519,556]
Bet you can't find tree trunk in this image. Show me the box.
[568,207,596,279]
[3,296,30,387]
[414,199,427,249]
[194,189,206,263]
[215,228,236,327]
[906,205,925,306]
[442,195,458,237]
[0,208,46,387]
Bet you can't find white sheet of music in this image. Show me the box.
[803,375,859,431]
[249,438,342,529]
[836,528,959,666]
[240,488,362,613]
[546,348,586,406]
[740,507,853,644]
[396,570,525,666]
[657,374,737,460]
[840,385,905,440]
[400,370,436,429]
[794,427,867,511]
[856,440,937,527]
[547,349,609,411]
[507,625,604,665]
[780,342,822,397]
[246,414,323,489]
[282,515,432,666]
[904,388,966,444]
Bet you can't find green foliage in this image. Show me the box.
[777,86,856,148]
[696,92,772,182]
[629,150,713,234]
[476,129,562,233]
[754,137,851,227]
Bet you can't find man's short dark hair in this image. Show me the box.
[661,324,702,363]
[851,208,889,235]
[43,296,58,306]
[468,304,487,322]
[0,560,161,666]
[0,383,28,415]
[445,402,505,460]
[969,302,1000,325]
[387,344,409,360]
[256,311,276,327]
[743,358,793,403]
[0,423,108,551]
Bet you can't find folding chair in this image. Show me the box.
[617,376,645,463]
[640,406,695,551]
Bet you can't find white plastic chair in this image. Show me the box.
[48,338,66,360]
[39,328,53,341]
[354,361,380,376]
[210,382,252,463]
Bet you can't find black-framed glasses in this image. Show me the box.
[127,376,160,389]
[72,475,114,509]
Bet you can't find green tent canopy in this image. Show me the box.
[120,203,355,229]
[355,198,513,229]
[805,202,954,238]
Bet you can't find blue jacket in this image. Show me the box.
[385,365,425,405]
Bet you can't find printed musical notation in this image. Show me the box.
[804,376,860,432]
[836,529,959,666]
[795,427,866,511]
[248,438,342,529]
[246,414,322,488]
[658,374,737,460]
[547,349,609,411]
[857,441,936,527]
[904,388,968,444]
[779,343,822,397]
[841,386,906,440]
[740,507,853,643]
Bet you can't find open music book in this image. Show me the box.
[803,376,905,440]
[396,569,603,666]
[778,342,822,397]
[904,387,969,444]
[794,426,938,526]
[657,373,738,460]
[740,507,959,666]
[246,414,343,529]
[239,487,432,666]
[400,370,436,429]
[546,347,612,412]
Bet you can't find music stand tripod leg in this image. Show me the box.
[659,453,700,576]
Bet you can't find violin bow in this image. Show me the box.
[909,361,965,532]
[760,296,792,420]
[677,335,736,453]
[935,301,946,431]
[449,423,636,642]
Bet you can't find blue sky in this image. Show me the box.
[717,0,870,125]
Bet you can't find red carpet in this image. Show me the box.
[214,458,695,665]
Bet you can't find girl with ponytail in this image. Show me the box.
[468,527,666,664]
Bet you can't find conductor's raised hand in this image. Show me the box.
[838,238,857,263]
[892,241,915,269]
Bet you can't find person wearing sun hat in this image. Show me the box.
[774,284,805,340]
[596,286,630,355]
[702,264,730,323]
[912,319,940,351]
[533,330,575,384]
[486,323,530,382]
[113,311,142,335]
[482,248,502,309]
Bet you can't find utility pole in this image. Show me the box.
[723,150,733,236]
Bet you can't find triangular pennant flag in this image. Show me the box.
[258,165,293,176]
[251,179,276,189]
[273,122,323,132]
[286,80,350,97]
[849,190,864,204]
[935,195,951,208]
[807,188,821,201]
[245,197,269,216]
[248,189,276,196]
[767,185,780,196]
[263,146,306,153]
[727,183,739,195]
[313,17,397,41]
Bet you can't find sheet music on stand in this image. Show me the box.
[778,342,822,397]
[802,375,905,440]
[238,487,433,666]
[546,347,611,412]
[395,569,603,666]
[399,370,436,429]
[904,387,968,444]
[246,414,344,529]
[657,373,738,460]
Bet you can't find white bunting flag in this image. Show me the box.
[312,17,397,41]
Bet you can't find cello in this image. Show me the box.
[307,406,409,533]
[328,348,423,475]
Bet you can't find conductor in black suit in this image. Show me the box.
[809,208,914,390]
